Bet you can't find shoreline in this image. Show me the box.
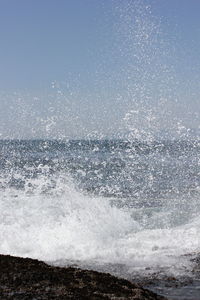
[0,254,167,299]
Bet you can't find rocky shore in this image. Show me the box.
[0,254,167,299]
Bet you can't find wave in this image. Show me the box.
[0,171,199,277]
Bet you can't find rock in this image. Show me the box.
[0,254,167,299]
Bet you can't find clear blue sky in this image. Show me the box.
[0,0,199,139]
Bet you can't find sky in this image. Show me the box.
[0,0,199,139]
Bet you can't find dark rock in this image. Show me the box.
[0,254,167,299]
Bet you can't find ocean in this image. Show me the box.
[0,139,200,298]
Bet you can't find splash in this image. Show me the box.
[0,1,200,285]
[113,0,199,141]
[0,165,200,278]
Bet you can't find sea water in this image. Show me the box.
[0,140,200,277]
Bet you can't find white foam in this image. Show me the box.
[0,173,200,277]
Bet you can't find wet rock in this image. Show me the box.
[0,254,167,299]
[191,253,200,275]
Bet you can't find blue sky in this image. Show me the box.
[0,0,199,139]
